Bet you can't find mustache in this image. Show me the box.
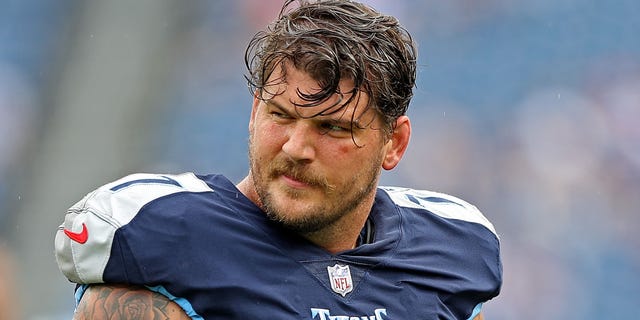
[269,160,334,191]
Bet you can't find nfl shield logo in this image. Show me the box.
[327,264,353,296]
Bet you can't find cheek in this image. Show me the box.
[319,141,362,168]
[335,144,352,156]
[254,123,285,151]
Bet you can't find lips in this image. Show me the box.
[280,174,311,189]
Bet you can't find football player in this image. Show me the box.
[55,1,501,319]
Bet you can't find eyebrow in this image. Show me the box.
[264,99,289,113]
[265,98,359,128]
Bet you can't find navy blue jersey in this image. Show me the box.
[55,173,501,319]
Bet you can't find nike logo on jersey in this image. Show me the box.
[63,223,89,244]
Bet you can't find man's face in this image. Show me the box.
[247,64,391,234]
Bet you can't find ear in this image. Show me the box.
[382,116,411,170]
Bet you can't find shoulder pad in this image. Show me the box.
[54,172,213,283]
[380,186,497,236]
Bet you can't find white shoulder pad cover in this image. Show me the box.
[381,186,497,236]
[54,172,213,284]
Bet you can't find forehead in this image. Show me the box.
[262,63,374,121]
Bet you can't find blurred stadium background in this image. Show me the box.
[1,0,639,319]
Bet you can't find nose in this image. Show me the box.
[281,121,316,162]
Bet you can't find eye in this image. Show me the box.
[270,110,292,120]
[320,121,351,133]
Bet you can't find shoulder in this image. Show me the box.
[77,172,214,223]
[378,187,503,309]
[378,186,497,236]
[73,284,193,319]
[55,172,215,284]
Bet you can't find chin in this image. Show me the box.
[271,214,327,234]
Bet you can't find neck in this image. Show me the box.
[300,198,373,254]
[303,232,359,254]
[236,175,261,207]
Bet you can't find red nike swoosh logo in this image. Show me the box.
[64,223,89,244]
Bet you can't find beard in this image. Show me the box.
[248,139,382,234]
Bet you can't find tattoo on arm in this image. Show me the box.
[73,284,191,320]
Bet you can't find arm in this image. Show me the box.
[473,312,484,320]
[73,284,191,320]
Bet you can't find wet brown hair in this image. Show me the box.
[245,0,417,136]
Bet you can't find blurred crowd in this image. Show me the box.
[1,0,638,319]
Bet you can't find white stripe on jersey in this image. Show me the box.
[380,186,497,236]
